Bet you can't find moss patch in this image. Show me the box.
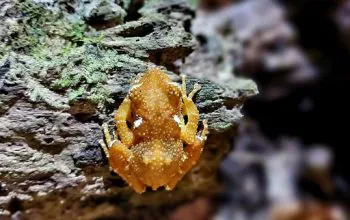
[5,0,118,110]
[10,0,88,53]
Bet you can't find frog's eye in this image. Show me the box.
[133,117,143,128]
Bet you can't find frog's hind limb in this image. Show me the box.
[100,123,146,194]
[108,141,146,194]
[165,120,209,191]
[180,74,202,145]
[114,96,134,147]
[99,124,111,158]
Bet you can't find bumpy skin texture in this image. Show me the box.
[100,68,208,193]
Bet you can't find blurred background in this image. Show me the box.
[172,0,350,219]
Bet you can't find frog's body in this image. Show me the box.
[100,68,208,193]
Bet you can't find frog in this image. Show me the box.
[99,68,208,194]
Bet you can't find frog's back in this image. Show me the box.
[129,69,182,141]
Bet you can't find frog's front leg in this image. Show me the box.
[115,96,134,147]
[180,74,202,144]
[100,124,146,194]
[166,120,209,190]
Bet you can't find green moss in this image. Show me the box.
[10,0,87,53]
[88,84,114,109]
[5,0,196,111]
[22,43,117,110]
[6,0,117,110]
[52,47,124,109]
[68,87,86,101]
[27,78,70,109]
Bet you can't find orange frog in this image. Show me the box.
[100,68,209,193]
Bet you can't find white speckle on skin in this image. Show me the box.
[168,82,181,88]
[134,117,143,128]
[173,115,181,124]
[130,83,143,91]
[196,135,203,141]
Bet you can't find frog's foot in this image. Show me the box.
[188,83,201,99]
[100,123,114,158]
[198,119,209,142]
[180,74,202,100]
[99,140,109,158]
[180,74,201,145]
